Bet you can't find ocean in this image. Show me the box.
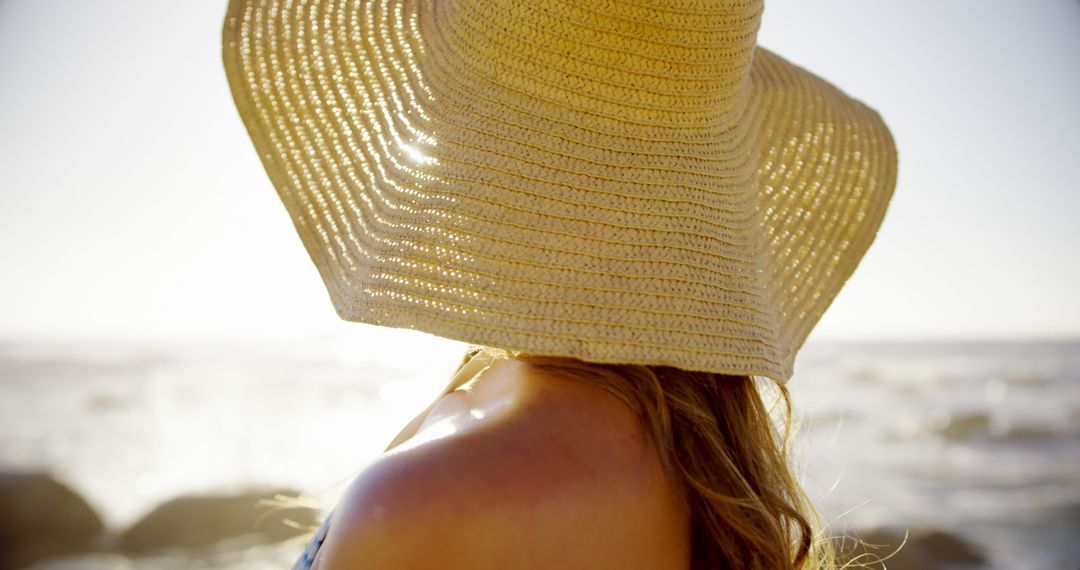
[1,338,1077,569]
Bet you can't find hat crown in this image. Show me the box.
[434,0,764,124]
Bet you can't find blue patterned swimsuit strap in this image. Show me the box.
[292,509,334,570]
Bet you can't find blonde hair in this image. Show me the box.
[461,345,835,570]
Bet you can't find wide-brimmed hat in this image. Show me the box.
[221,0,898,384]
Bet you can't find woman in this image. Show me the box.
[221,0,898,567]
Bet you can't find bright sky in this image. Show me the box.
[1,0,1077,346]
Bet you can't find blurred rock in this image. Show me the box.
[118,488,319,554]
[925,408,1066,443]
[926,410,991,441]
[850,367,881,384]
[1002,373,1053,388]
[989,422,1063,442]
[835,526,987,569]
[84,393,128,413]
[26,539,302,570]
[0,471,105,570]
[24,552,130,570]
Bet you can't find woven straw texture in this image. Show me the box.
[222,0,898,384]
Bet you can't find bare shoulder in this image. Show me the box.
[313,359,690,570]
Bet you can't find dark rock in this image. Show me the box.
[0,471,105,570]
[989,422,1062,442]
[22,552,132,570]
[84,393,128,413]
[835,526,987,570]
[927,410,992,441]
[118,488,320,554]
[1003,373,1053,388]
[850,367,881,384]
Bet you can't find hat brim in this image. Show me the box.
[221,0,897,383]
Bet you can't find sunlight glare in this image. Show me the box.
[390,416,458,453]
[399,142,436,165]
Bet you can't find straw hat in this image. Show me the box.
[221,0,898,384]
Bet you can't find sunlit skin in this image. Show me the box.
[310,357,692,569]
